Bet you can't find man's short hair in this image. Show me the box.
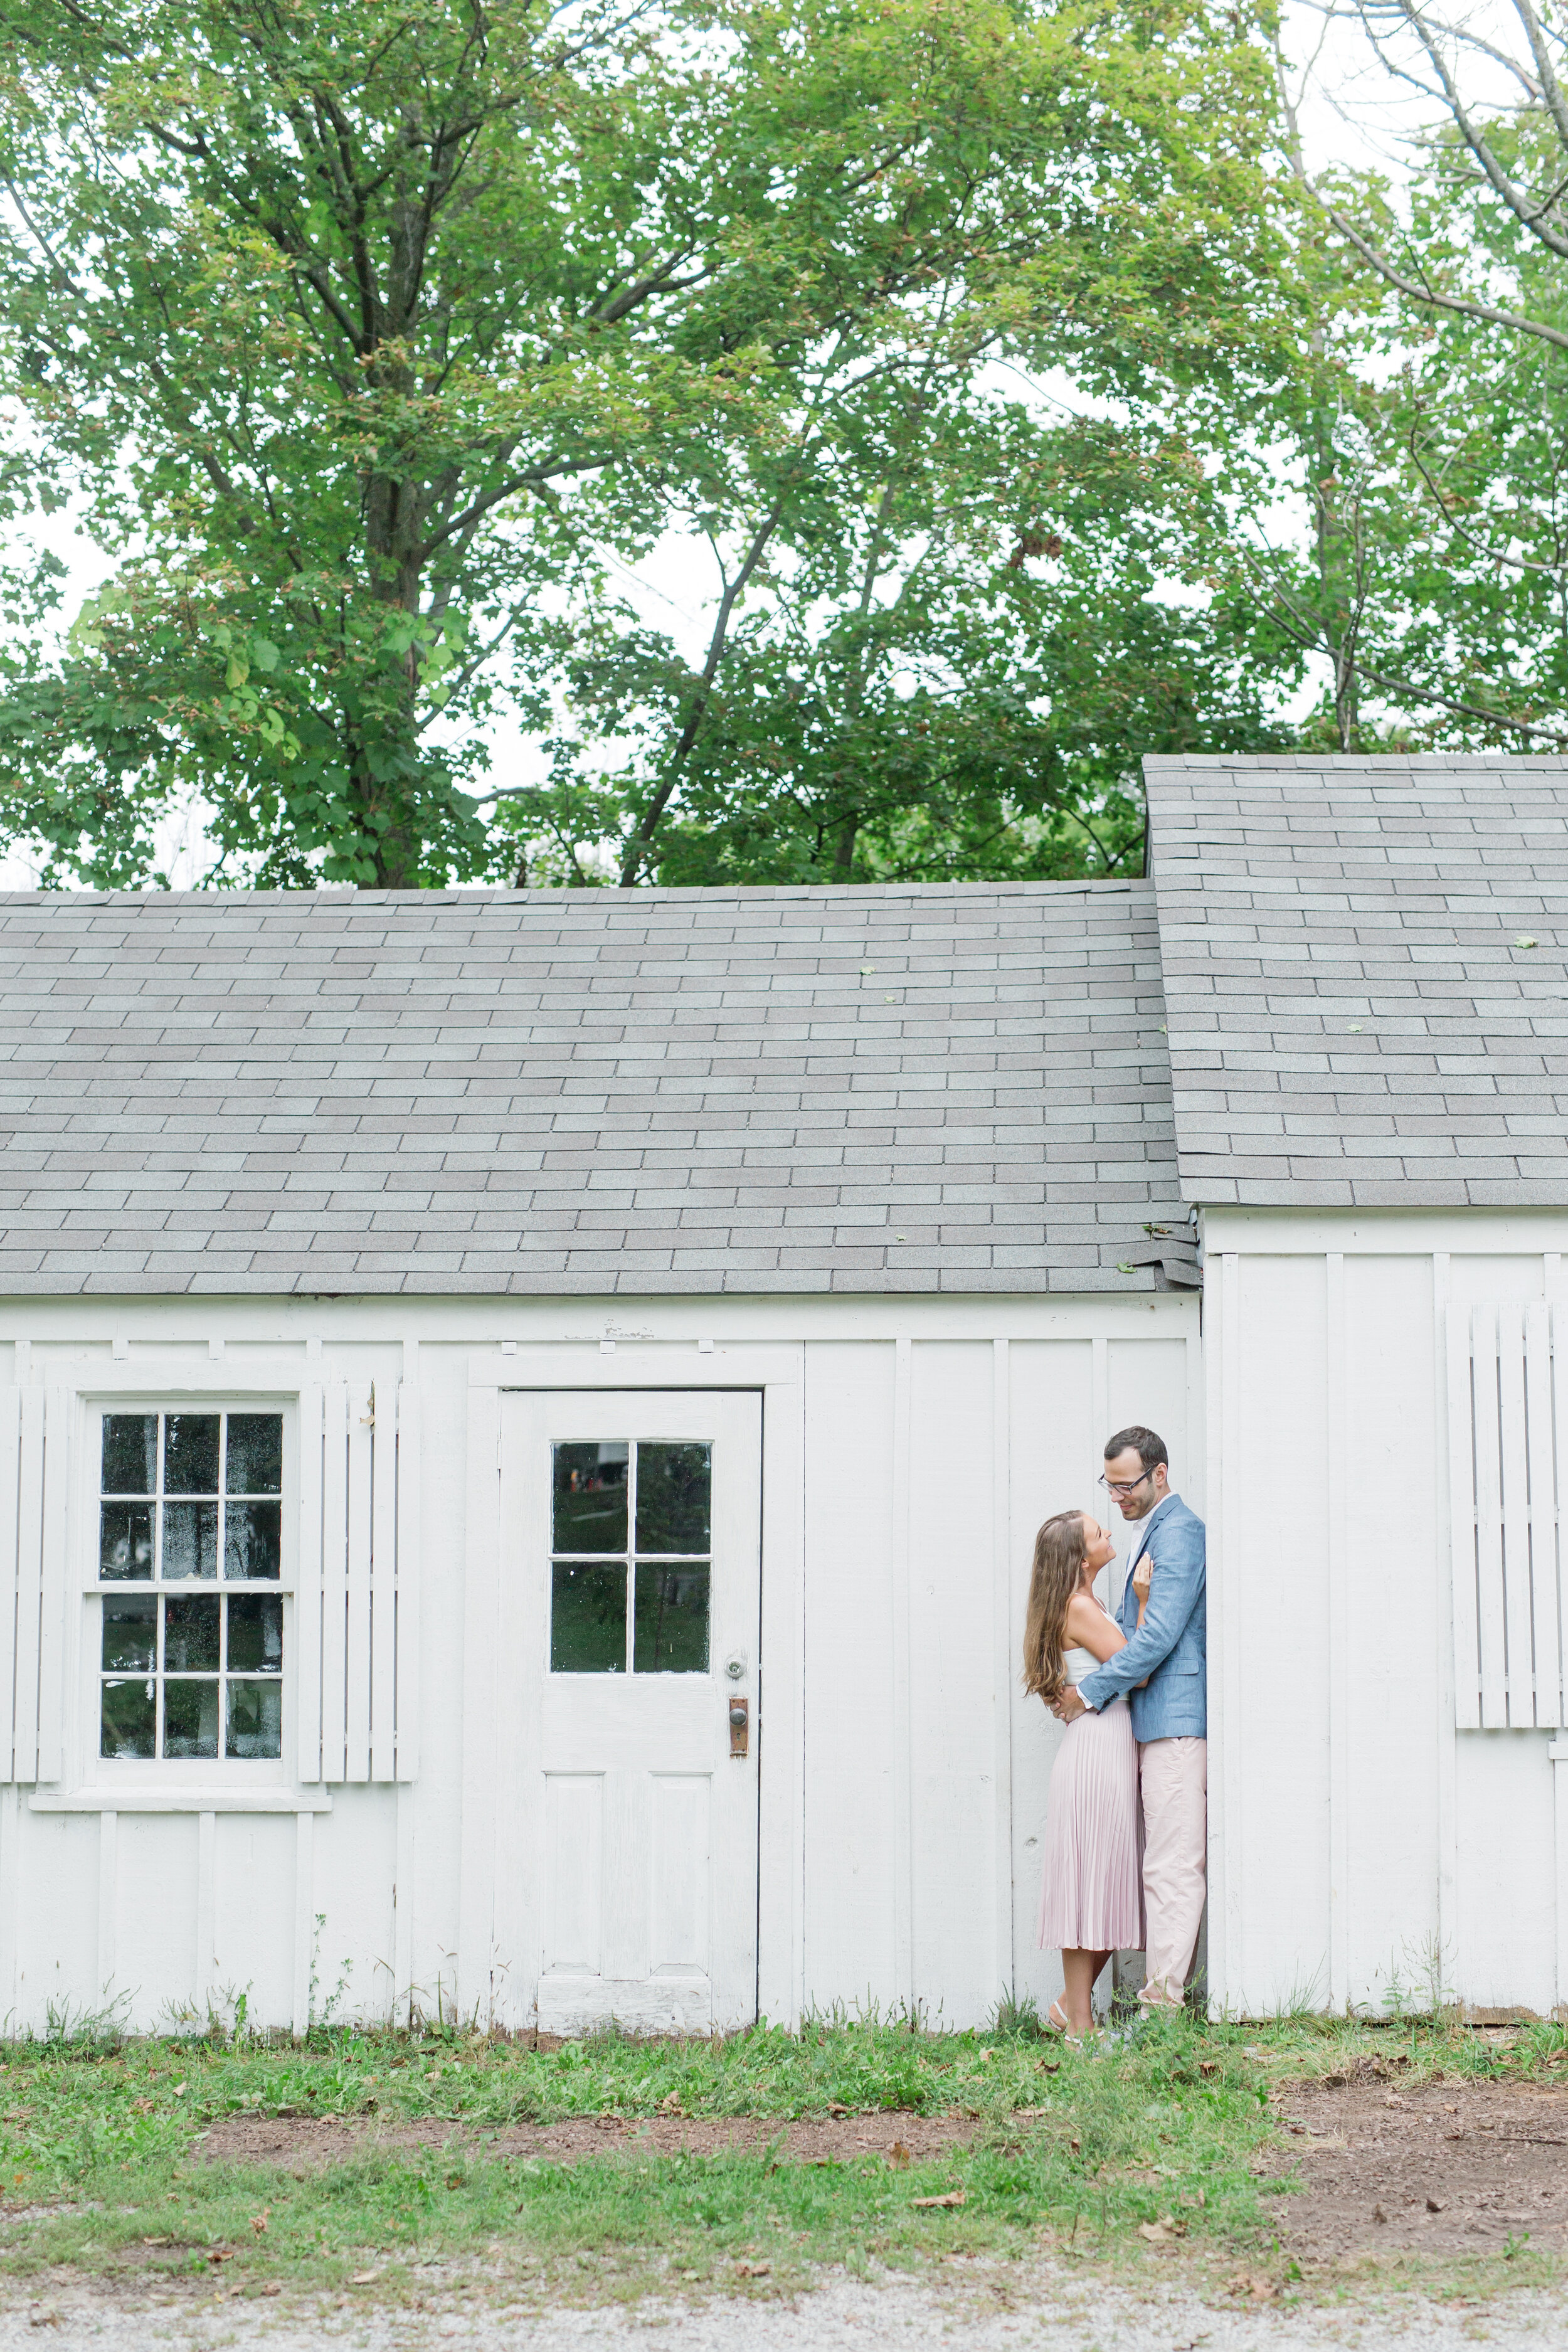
[1104,1424,1168,1475]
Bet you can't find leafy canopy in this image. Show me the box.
[0,0,1289,886]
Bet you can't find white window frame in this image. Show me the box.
[76,1392,299,1793]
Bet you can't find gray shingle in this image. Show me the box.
[0,882,1189,1295]
[1147,756,1568,1206]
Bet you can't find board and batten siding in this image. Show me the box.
[1204,1209,1568,2023]
[0,1291,1199,2037]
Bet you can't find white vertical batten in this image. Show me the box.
[1552,1739,1568,2018]
[1091,1339,1110,1603]
[458,1383,502,2025]
[990,1339,1012,2006]
[395,1380,421,1781]
[1217,1254,1242,2014]
[1431,1254,1458,1985]
[1325,1252,1349,2013]
[0,1389,20,1785]
[0,1784,18,2018]
[291,1811,314,2038]
[753,1355,807,2029]
[194,1811,215,2013]
[1523,1304,1560,1726]
[95,1811,116,2001]
[295,1383,324,1786]
[35,1386,68,1784]
[890,1335,914,2017]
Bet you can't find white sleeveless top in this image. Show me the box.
[1062,1646,1098,1686]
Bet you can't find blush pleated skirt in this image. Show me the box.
[1036,1697,1144,1952]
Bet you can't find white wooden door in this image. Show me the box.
[502,1391,762,2035]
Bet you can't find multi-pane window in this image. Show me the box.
[98,1411,284,1761]
[549,1441,711,1674]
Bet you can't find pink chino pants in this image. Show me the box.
[1138,1735,1207,2006]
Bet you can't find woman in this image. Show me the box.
[1022,1509,1148,2042]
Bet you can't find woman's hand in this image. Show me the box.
[1131,1555,1153,1608]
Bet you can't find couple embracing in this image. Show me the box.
[1023,1425,1206,2044]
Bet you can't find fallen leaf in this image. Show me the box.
[1426,2196,1444,2213]
[659,2092,684,2116]
[1037,2060,1059,2076]
[129,2098,155,2116]
[251,2209,270,2236]
[28,2316,60,2331]
[260,2284,282,2299]
[887,2141,912,2169]
[734,2260,771,2278]
[1515,935,1539,949]
[1069,2136,1081,2153]
[827,2102,848,2117]
[1199,2061,1219,2077]
[1372,2204,1387,2225]
[349,2270,378,2284]
[912,2190,967,2209]
[141,2235,171,2247]
[172,2084,187,2099]
[206,2249,233,2265]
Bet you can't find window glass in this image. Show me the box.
[97,1410,285,1761]
[635,1444,711,1554]
[164,1414,220,1495]
[549,1562,627,1673]
[633,1564,711,1673]
[552,1443,628,1553]
[548,1439,711,1675]
[102,1415,157,1496]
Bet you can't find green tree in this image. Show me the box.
[1268,3,1568,749]
[0,0,1290,887]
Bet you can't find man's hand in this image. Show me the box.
[1050,1687,1088,1724]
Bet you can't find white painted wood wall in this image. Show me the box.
[0,1293,1199,2038]
[1205,1209,1568,2023]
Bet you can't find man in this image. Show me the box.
[1052,1425,1206,2010]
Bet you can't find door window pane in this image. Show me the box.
[633,1564,711,1673]
[635,1444,711,1554]
[552,1443,628,1552]
[164,1414,220,1495]
[549,1562,627,1673]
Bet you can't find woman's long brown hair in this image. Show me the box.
[1022,1510,1090,1706]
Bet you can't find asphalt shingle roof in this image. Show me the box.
[0,882,1194,1295]
[1147,755,1568,1207]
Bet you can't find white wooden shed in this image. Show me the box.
[1147,755,1568,2026]
[0,877,1199,2038]
[0,753,1562,2037]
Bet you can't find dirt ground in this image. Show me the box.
[198,2109,984,2169]
[1266,2062,1568,2259]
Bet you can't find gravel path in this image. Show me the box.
[0,2262,1562,2351]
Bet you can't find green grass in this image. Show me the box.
[0,2008,1562,2311]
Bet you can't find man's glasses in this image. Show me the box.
[1098,1468,1155,1498]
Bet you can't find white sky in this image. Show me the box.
[0,4,1470,887]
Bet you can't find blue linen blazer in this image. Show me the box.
[1076,1493,1207,1741]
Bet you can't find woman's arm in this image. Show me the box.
[1064,1592,1126,1663]
[1133,1554,1153,1628]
